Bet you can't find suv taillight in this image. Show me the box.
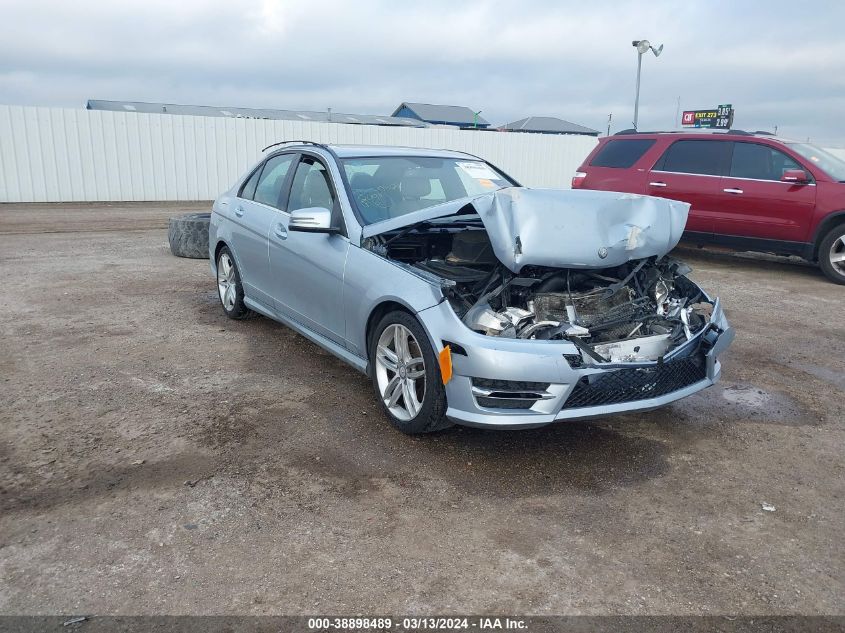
[571,171,587,189]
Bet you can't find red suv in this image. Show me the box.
[573,130,845,284]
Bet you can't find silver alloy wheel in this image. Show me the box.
[217,252,237,311]
[829,233,845,275]
[374,323,426,421]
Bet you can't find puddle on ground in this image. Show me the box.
[701,382,814,426]
[721,385,771,408]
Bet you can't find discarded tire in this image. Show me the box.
[168,213,211,259]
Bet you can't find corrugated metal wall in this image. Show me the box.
[0,105,599,203]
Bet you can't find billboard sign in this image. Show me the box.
[681,104,734,129]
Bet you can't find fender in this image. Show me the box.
[810,210,845,260]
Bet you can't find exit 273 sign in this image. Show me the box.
[682,104,734,129]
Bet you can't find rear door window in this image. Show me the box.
[590,139,656,168]
[655,140,731,176]
[239,166,263,200]
[730,142,804,181]
[253,154,295,209]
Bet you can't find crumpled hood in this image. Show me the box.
[480,188,690,272]
[362,187,690,273]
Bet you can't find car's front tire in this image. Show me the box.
[216,246,256,319]
[818,224,845,285]
[369,311,452,434]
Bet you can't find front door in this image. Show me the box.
[714,141,817,242]
[269,154,350,345]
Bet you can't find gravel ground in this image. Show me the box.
[0,203,842,616]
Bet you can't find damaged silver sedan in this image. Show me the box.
[209,143,734,434]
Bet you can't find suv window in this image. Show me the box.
[730,142,803,181]
[787,143,845,181]
[253,154,295,208]
[287,157,336,212]
[656,140,730,176]
[590,139,655,168]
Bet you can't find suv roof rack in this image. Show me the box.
[261,139,329,152]
[613,128,759,136]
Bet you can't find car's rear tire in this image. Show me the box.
[818,224,845,285]
[368,311,452,434]
[216,246,257,319]
[169,213,211,259]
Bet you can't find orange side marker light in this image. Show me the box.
[438,346,453,385]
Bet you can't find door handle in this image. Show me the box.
[234,205,245,217]
[274,223,288,240]
[649,181,667,187]
[723,188,743,194]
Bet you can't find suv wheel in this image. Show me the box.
[818,225,845,285]
[369,311,452,434]
[216,247,256,319]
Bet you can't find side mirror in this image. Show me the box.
[781,169,811,184]
[288,207,340,234]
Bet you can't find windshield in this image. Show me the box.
[786,143,845,182]
[341,156,516,224]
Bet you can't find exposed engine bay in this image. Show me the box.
[365,224,714,364]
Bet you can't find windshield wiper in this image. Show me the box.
[384,215,482,244]
[384,221,433,245]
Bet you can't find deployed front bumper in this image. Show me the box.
[417,297,734,429]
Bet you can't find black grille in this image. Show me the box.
[562,355,707,409]
[476,397,535,410]
[563,354,584,368]
[472,378,551,411]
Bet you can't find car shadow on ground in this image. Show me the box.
[188,284,773,502]
[673,244,824,280]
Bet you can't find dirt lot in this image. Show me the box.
[0,202,842,616]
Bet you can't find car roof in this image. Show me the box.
[606,130,795,144]
[283,143,478,160]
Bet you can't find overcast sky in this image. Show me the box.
[2,0,843,145]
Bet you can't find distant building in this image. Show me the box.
[392,102,490,128]
[499,116,599,137]
[85,100,428,128]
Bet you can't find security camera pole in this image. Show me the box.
[632,39,663,130]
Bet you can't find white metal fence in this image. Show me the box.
[0,105,599,203]
[3,105,841,204]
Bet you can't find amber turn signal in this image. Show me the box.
[438,346,453,385]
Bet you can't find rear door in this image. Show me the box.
[230,152,296,307]
[715,141,817,242]
[647,139,732,237]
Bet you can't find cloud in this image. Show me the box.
[1,0,843,145]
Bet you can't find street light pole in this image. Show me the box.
[631,39,663,131]
[633,50,643,130]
